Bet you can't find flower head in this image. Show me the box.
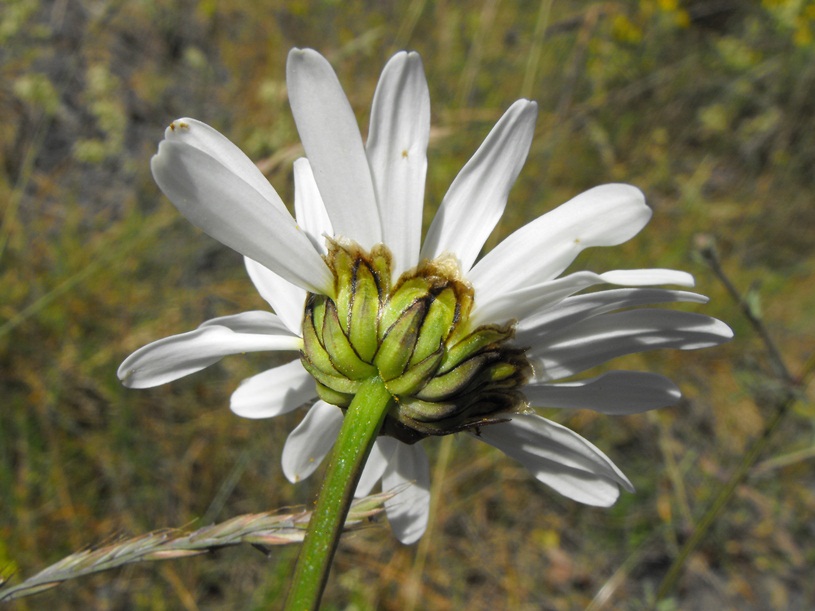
[119,48,732,544]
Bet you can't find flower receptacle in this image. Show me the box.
[300,240,532,444]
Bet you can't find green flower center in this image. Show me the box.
[300,240,531,444]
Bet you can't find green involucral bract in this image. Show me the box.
[300,240,532,444]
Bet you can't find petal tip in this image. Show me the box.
[287,47,322,67]
[117,364,135,387]
[718,320,735,340]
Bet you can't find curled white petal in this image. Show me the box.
[469,184,651,302]
[528,309,734,380]
[516,288,710,348]
[159,118,289,215]
[366,51,430,276]
[281,401,343,483]
[151,138,332,293]
[476,413,633,506]
[118,312,301,389]
[230,360,316,419]
[422,99,538,272]
[382,441,431,545]
[524,371,681,415]
[473,269,697,327]
[287,48,381,248]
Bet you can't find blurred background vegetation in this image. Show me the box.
[1,0,814,608]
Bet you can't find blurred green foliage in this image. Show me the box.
[1,0,814,609]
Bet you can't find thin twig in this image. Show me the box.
[0,492,393,604]
[655,389,802,600]
[696,235,795,384]
[655,237,812,601]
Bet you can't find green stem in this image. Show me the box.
[284,377,393,610]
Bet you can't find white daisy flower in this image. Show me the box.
[118,48,732,545]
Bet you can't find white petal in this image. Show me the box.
[355,438,393,497]
[366,52,430,276]
[244,257,306,335]
[515,288,709,348]
[527,309,734,381]
[469,184,651,302]
[286,48,381,248]
[281,401,343,483]
[118,313,302,389]
[477,413,633,506]
[160,119,289,216]
[382,442,431,544]
[151,139,332,294]
[600,269,695,286]
[524,371,682,415]
[293,157,333,254]
[421,100,538,272]
[198,310,293,333]
[473,268,697,327]
[230,360,316,419]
